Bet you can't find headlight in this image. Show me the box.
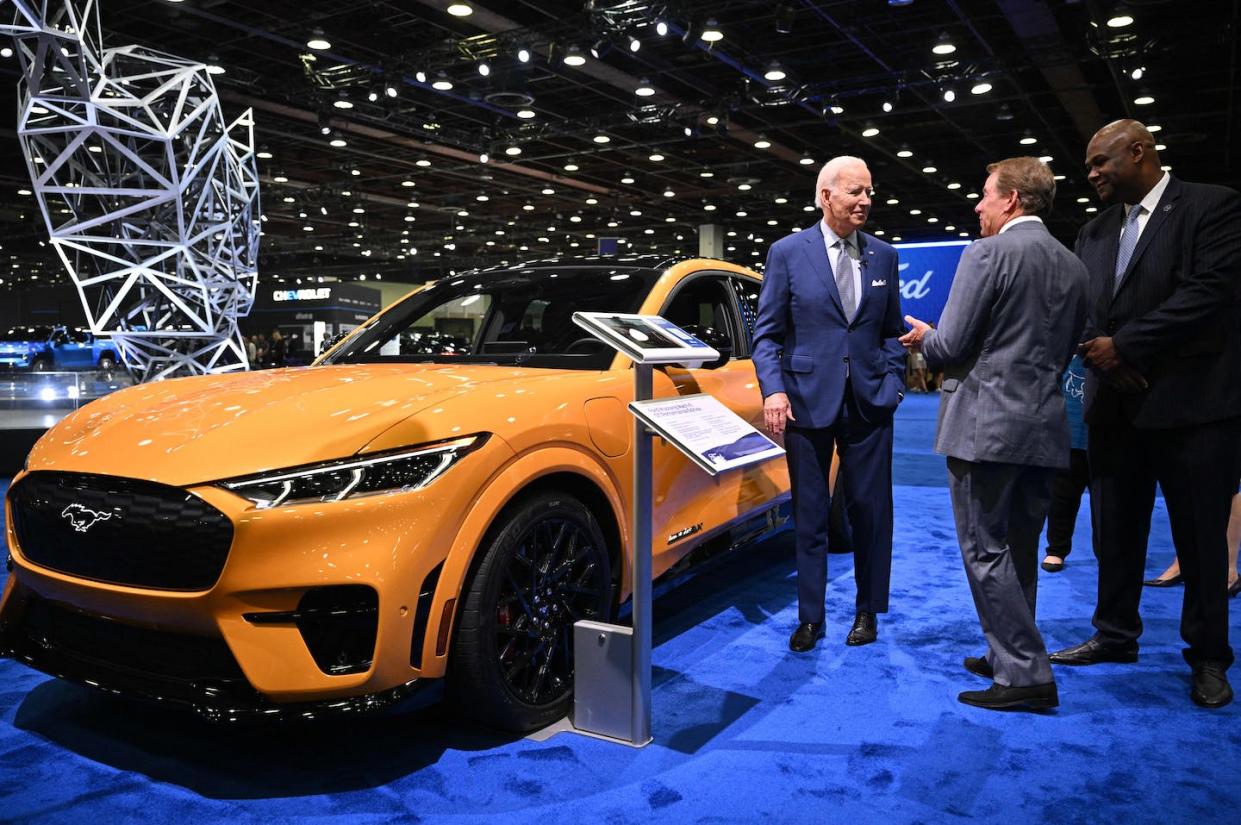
[218,434,487,509]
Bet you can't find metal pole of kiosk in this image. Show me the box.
[630,362,653,746]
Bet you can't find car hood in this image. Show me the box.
[25,363,557,486]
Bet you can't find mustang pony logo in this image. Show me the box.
[61,504,114,533]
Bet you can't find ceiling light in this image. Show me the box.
[701,19,724,42]
[970,82,992,95]
[896,146,913,158]
[1147,124,1162,132]
[589,39,609,60]
[995,103,1014,121]
[1155,143,1166,151]
[882,99,893,113]
[367,88,380,103]
[947,182,961,190]
[656,20,669,37]
[1038,155,1053,163]
[922,164,937,173]
[432,72,453,91]
[621,173,635,184]
[333,90,353,109]
[476,194,489,202]
[273,172,288,182]
[932,33,956,55]
[764,62,786,82]
[564,162,579,171]
[478,62,490,77]
[699,168,715,177]
[517,108,536,119]
[522,202,534,211]
[738,183,752,191]
[649,153,665,162]
[306,28,331,51]
[1019,132,1038,145]
[706,115,720,125]
[942,87,955,103]
[541,187,555,195]
[885,197,899,205]
[328,131,347,147]
[256,146,272,159]
[799,155,815,166]
[861,124,880,137]
[635,79,656,97]
[966,192,979,199]
[1134,91,1154,105]
[1131,66,1144,80]
[517,47,531,63]
[629,36,641,52]
[663,189,675,198]
[564,46,586,66]
[505,146,521,156]
[416,159,431,167]
[479,152,489,163]
[593,134,610,143]
[401,180,415,187]
[1107,5,1134,28]
[447,3,473,17]
[0,47,12,59]
[415,70,427,83]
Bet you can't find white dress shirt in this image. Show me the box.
[999,215,1044,234]
[1120,171,1171,241]
[820,218,862,307]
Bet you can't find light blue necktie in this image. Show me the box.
[1113,204,1143,293]
[835,240,856,321]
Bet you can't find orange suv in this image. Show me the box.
[1,257,790,730]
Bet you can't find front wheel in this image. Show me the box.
[449,492,613,732]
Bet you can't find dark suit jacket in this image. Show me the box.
[1076,177,1241,429]
[922,221,1088,468]
[753,224,905,428]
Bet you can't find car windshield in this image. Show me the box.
[1,326,52,342]
[323,266,662,369]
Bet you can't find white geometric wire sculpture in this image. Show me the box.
[1,0,261,380]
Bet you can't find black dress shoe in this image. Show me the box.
[964,656,994,679]
[1041,556,1065,573]
[958,682,1058,711]
[1228,578,1240,599]
[1049,636,1139,666]
[845,611,877,646]
[1143,573,1183,587]
[789,622,825,652]
[1191,664,1233,708]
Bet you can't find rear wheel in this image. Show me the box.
[449,492,612,732]
[97,354,117,371]
[31,358,51,372]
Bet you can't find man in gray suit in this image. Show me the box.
[902,157,1088,710]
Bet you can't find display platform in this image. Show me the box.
[1,394,1236,823]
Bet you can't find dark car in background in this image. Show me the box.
[0,326,119,372]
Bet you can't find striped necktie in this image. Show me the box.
[1114,204,1143,293]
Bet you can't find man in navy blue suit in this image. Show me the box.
[753,155,906,652]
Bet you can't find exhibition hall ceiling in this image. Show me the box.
[0,0,1234,288]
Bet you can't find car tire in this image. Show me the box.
[97,354,116,371]
[31,358,51,372]
[449,492,613,732]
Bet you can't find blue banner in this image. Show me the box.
[894,240,971,325]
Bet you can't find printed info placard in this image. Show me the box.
[629,393,785,476]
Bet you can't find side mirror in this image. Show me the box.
[681,325,733,370]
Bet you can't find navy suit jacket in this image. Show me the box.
[1076,176,1241,429]
[753,224,906,428]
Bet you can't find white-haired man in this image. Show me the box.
[753,156,906,651]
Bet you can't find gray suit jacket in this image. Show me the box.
[922,220,1088,468]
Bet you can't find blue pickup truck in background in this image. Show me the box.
[0,326,120,372]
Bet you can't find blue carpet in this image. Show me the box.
[1,394,1237,824]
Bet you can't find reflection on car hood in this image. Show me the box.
[25,363,553,486]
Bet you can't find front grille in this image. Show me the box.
[8,471,234,590]
[18,594,246,683]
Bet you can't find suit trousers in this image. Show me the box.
[1044,448,1093,558]
[785,382,894,623]
[947,457,1056,688]
[1088,414,1241,668]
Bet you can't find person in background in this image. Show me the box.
[244,334,256,365]
[269,329,287,368]
[907,349,929,393]
[1143,492,1241,595]
[1040,354,1093,572]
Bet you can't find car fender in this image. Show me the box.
[418,443,626,676]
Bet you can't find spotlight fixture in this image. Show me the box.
[1107,3,1134,28]
[656,20,669,37]
[1133,90,1154,105]
[1019,131,1038,145]
[1147,124,1162,132]
[921,164,938,174]
[478,62,490,77]
[932,33,956,55]
[764,61,786,82]
[367,87,380,103]
[256,146,273,160]
[970,81,992,95]
[649,153,665,162]
[0,47,12,59]
[447,2,473,17]
[328,131,347,148]
[479,152,489,163]
[896,145,913,158]
[629,36,641,53]
[517,108,536,119]
[799,154,814,165]
[754,135,772,149]
[882,99,894,113]
[415,70,427,83]
[1130,66,1145,80]
[505,145,521,156]
[306,28,331,51]
[333,90,353,109]
[942,87,956,103]
[774,4,795,34]
[432,72,454,91]
[861,123,880,137]
[593,133,611,143]
[701,18,724,42]
[589,39,609,60]
[995,103,1014,121]
[563,45,586,66]
[635,78,656,97]
[564,161,579,171]
[518,47,531,63]
[621,172,636,184]
[205,55,225,76]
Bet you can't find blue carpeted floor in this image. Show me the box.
[1,393,1238,823]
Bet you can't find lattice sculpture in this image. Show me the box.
[1,0,261,379]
